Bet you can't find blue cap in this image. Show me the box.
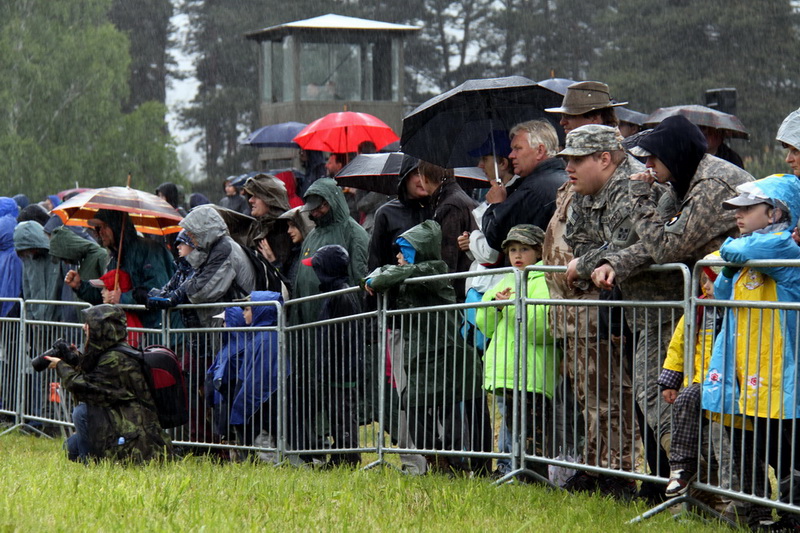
[175,229,195,248]
[468,130,512,159]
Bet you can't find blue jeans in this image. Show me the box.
[66,403,92,462]
[494,394,512,474]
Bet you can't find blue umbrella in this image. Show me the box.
[241,121,307,148]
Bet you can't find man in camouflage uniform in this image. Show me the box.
[547,125,641,496]
[46,304,172,463]
[584,116,754,495]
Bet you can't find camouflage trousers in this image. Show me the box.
[564,335,636,471]
[632,318,673,444]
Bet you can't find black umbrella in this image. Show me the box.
[335,152,489,195]
[241,121,307,148]
[400,76,564,168]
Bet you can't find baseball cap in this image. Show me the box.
[501,224,545,249]
[468,130,512,159]
[558,124,623,157]
[301,194,325,212]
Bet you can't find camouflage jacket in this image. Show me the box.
[543,181,601,338]
[57,305,172,462]
[602,154,754,282]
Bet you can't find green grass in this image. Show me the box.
[0,432,734,532]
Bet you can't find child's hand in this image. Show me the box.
[495,287,513,300]
[662,388,678,404]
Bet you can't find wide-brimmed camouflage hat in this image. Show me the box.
[501,224,545,249]
[558,124,624,157]
[545,81,627,115]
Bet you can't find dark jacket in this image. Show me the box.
[218,194,251,216]
[430,179,477,301]
[482,157,567,251]
[312,245,362,386]
[368,162,433,271]
[56,305,172,462]
[74,210,175,329]
[293,178,369,325]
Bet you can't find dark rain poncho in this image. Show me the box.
[365,220,482,406]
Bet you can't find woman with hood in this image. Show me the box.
[277,206,314,294]
[44,304,173,462]
[0,198,23,318]
[229,291,285,448]
[363,220,489,474]
[368,155,433,272]
[242,174,293,272]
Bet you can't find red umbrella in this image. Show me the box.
[292,111,399,153]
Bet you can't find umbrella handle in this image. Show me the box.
[114,214,126,293]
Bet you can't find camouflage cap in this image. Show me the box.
[501,224,545,250]
[558,124,624,157]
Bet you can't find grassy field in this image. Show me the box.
[0,432,734,532]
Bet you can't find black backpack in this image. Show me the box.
[116,344,189,429]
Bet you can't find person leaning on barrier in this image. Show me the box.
[701,175,800,529]
[560,125,654,498]
[363,220,490,475]
[43,304,173,463]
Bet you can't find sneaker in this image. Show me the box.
[665,469,696,497]
[562,471,601,493]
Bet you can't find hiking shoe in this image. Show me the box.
[599,476,637,501]
[665,469,696,497]
[562,471,601,493]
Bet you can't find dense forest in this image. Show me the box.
[1,0,798,199]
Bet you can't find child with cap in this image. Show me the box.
[475,224,561,480]
[701,174,800,528]
[146,229,201,328]
[303,244,362,467]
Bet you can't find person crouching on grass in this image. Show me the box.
[44,304,172,463]
[475,224,561,482]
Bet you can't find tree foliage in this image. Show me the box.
[178,0,800,180]
[0,0,181,200]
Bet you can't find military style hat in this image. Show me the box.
[558,124,624,157]
[545,81,627,115]
[501,224,545,250]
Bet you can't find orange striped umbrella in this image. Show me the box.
[53,186,183,235]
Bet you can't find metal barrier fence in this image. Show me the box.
[2,262,800,525]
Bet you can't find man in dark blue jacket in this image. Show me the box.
[481,120,567,251]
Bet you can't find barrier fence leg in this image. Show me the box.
[364,294,397,471]
[0,304,52,439]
